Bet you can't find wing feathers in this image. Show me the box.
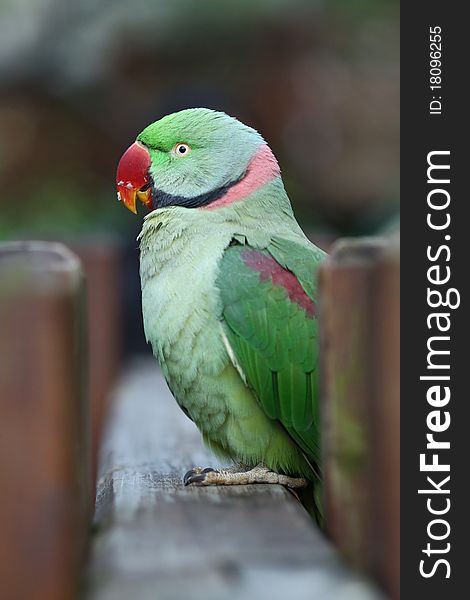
[217,241,323,464]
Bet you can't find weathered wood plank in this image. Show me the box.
[69,238,123,491]
[86,359,382,600]
[0,241,91,600]
[368,248,400,600]
[319,238,399,599]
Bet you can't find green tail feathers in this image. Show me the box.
[298,481,324,528]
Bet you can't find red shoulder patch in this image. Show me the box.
[241,249,316,317]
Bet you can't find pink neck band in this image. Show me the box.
[202,144,280,210]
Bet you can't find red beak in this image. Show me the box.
[116,142,153,214]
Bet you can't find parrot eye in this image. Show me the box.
[172,143,191,157]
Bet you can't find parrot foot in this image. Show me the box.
[183,463,307,488]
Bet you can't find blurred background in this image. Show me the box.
[0,0,399,312]
[0,2,399,598]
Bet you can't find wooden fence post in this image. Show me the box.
[69,239,122,493]
[319,238,399,599]
[0,241,91,600]
[368,247,400,600]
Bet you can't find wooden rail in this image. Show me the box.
[0,241,92,600]
[85,359,382,600]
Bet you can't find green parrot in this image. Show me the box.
[116,108,327,517]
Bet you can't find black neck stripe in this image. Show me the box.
[151,172,244,210]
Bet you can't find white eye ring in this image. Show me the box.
[172,143,191,157]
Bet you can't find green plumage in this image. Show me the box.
[133,109,327,512]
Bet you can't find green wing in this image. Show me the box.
[216,238,326,466]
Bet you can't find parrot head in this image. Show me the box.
[116,108,280,214]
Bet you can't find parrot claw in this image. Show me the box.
[183,467,217,486]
